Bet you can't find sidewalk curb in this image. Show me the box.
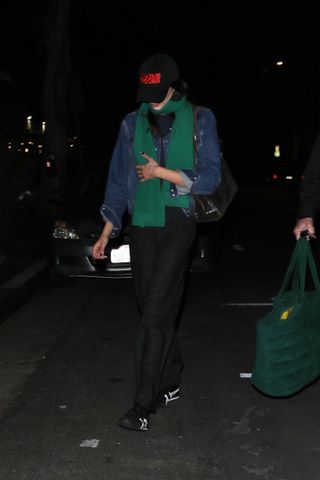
[0,259,49,324]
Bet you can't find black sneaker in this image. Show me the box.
[158,386,180,407]
[119,406,150,431]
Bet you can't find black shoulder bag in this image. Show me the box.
[193,107,238,222]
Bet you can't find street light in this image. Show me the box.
[27,115,32,130]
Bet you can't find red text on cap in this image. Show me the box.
[140,73,161,84]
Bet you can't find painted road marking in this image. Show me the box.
[79,439,100,448]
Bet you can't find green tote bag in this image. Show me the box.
[251,237,320,397]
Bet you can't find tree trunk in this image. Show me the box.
[41,0,70,216]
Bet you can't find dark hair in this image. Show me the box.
[171,78,188,101]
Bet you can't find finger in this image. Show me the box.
[94,251,106,259]
[140,152,154,163]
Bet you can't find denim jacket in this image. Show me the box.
[101,106,221,237]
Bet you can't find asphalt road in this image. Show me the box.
[1,187,319,479]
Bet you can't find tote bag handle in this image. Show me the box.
[278,238,320,295]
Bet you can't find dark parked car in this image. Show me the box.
[48,166,215,278]
[48,166,131,279]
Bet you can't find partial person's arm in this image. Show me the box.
[293,132,320,239]
[93,117,134,258]
[177,108,221,195]
[297,133,320,218]
[100,119,134,238]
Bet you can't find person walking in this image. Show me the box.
[293,132,320,239]
[92,53,221,431]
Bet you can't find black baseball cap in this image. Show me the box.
[136,54,180,103]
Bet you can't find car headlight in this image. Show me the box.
[52,220,80,240]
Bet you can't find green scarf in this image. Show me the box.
[132,97,194,227]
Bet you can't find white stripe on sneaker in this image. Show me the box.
[164,387,180,405]
[139,418,148,430]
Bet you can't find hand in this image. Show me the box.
[92,234,109,259]
[293,217,316,240]
[136,152,158,181]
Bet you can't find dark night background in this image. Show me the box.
[0,0,320,237]
[71,0,320,177]
[2,4,320,475]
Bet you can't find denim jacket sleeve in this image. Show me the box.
[176,107,221,195]
[100,118,133,238]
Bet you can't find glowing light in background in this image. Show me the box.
[27,115,32,130]
[274,145,280,157]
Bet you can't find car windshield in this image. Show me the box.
[69,165,108,199]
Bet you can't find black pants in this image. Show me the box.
[130,207,196,413]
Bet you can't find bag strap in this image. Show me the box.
[305,242,320,290]
[279,239,309,293]
[278,238,320,294]
[192,105,202,163]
